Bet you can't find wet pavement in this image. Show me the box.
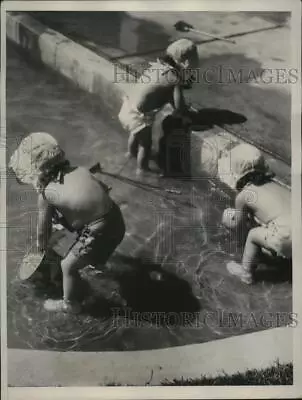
[6,43,292,352]
[29,11,291,166]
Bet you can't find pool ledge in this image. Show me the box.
[8,326,292,386]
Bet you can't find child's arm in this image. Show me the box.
[37,193,54,253]
[89,164,112,193]
[222,191,250,229]
[233,190,251,227]
[164,68,187,114]
[172,84,194,128]
[172,84,187,113]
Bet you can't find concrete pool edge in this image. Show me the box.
[8,327,292,386]
[6,11,291,189]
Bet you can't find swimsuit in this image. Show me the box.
[263,215,291,259]
[70,202,126,266]
[118,98,158,136]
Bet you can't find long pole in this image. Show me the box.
[188,27,236,44]
[174,20,236,44]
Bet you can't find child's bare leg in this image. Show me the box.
[127,132,138,158]
[241,227,266,272]
[61,252,84,302]
[227,227,267,284]
[44,251,86,312]
[136,127,152,174]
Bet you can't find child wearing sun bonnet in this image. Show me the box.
[220,143,291,284]
[9,132,126,312]
[118,38,199,176]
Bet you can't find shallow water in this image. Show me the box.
[6,44,292,352]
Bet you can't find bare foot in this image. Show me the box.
[136,168,145,177]
[44,299,81,313]
[158,171,168,178]
[226,261,253,284]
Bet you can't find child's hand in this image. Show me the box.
[78,233,95,255]
[53,223,64,231]
[222,208,238,229]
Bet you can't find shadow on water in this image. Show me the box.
[110,254,200,315]
[30,252,200,324]
[255,254,292,284]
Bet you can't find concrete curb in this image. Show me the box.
[6,11,291,190]
[8,327,292,386]
[6,12,129,113]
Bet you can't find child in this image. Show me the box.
[9,132,126,312]
[118,38,199,176]
[221,144,291,284]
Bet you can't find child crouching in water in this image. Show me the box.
[221,144,291,284]
[118,38,199,176]
[9,132,126,312]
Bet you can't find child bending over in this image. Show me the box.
[9,132,126,312]
[221,144,291,284]
[118,38,199,176]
